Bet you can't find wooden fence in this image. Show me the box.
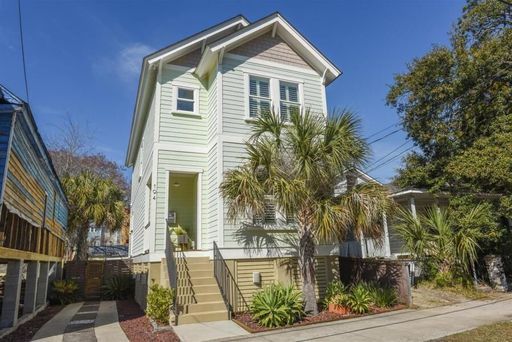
[339,257,412,305]
[64,259,132,299]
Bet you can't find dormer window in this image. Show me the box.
[173,85,199,115]
[249,76,271,118]
[279,81,300,121]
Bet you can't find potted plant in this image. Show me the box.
[173,225,188,245]
[328,293,350,315]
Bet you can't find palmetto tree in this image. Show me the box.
[395,206,484,282]
[63,171,126,260]
[221,109,392,314]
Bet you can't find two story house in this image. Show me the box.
[126,13,343,324]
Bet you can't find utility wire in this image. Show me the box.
[366,139,411,170]
[365,146,414,173]
[364,122,400,140]
[18,0,29,103]
[368,128,402,145]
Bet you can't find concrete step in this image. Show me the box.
[188,283,219,294]
[189,277,216,286]
[186,269,213,278]
[178,310,229,325]
[184,301,227,314]
[192,292,223,303]
[178,257,210,265]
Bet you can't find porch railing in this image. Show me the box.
[165,228,178,319]
[165,227,197,324]
[213,241,248,318]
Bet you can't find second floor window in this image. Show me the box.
[279,81,300,121]
[174,86,198,114]
[249,76,271,118]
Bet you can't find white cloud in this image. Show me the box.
[94,43,152,83]
[115,43,153,81]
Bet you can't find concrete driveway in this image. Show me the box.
[216,298,512,342]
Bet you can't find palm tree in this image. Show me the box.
[394,205,484,282]
[220,109,392,314]
[63,171,126,260]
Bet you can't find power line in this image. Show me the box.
[18,0,29,103]
[364,122,400,140]
[367,139,411,169]
[366,146,414,174]
[368,128,402,145]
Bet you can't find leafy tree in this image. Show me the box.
[47,115,129,255]
[63,171,125,260]
[221,109,392,314]
[387,0,512,193]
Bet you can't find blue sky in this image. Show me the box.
[0,0,464,183]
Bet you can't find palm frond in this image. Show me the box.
[220,165,266,222]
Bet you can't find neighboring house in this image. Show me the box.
[126,13,342,323]
[0,85,68,329]
[336,170,392,259]
[88,226,123,246]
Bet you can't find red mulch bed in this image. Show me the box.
[0,305,64,342]
[233,304,407,333]
[117,300,180,342]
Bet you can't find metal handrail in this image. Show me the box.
[213,241,248,318]
[165,228,178,319]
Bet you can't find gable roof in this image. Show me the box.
[125,15,249,166]
[196,12,341,84]
[126,13,342,166]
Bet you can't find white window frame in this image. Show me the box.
[279,80,302,121]
[244,73,273,120]
[244,72,304,122]
[172,83,200,116]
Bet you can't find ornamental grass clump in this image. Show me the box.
[346,283,372,314]
[51,279,79,305]
[102,275,134,300]
[250,283,305,328]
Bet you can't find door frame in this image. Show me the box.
[165,167,203,250]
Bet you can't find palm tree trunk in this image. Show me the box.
[75,222,89,261]
[298,224,318,315]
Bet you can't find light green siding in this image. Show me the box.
[220,55,325,247]
[131,90,156,256]
[154,149,208,252]
[160,66,208,145]
[221,55,324,136]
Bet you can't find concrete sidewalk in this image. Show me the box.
[216,298,512,342]
[31,301,128,342]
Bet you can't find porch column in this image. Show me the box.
[36,262,49,307]
[382,213,391,257]
[409,196,417,218]
[0,260,23,328]
[23,261,39,315]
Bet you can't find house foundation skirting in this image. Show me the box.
[132,255,340,309]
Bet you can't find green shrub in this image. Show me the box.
[250,283,305,328]
[146,283,175,325]
[323,280,348,308]
[102,275,134,300]
[434,271,455,287]
[50,279,79,305]
[371,287,398,308]
[347,283,372,314]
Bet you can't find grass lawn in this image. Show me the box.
[436,321,512,341]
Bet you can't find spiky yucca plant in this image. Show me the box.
[347,283,372,314]
[250,283,304,328]
[221,109,392,314]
